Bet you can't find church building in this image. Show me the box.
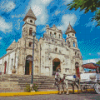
[0,8,83,77]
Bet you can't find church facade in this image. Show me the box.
[0,8,83,77]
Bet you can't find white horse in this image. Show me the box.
[55,71,79,94]
[55,72,69,94]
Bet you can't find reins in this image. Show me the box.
[59,74,66,83]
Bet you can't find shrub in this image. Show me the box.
[24,84,32,92]
[32,83,38,92]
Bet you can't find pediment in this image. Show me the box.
[51,25,61,32]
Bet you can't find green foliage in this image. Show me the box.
[32,83,38,92]
[67,0,100,26]
[24,84,32,92]
[67,0,100,13]
[96,60,100,65]
[24,83,38,92]
[92,9,100,26]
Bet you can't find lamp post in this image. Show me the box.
[31,31,36,84]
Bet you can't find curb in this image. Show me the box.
[0,89,95,97]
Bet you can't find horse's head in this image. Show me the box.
[55,72,61,81]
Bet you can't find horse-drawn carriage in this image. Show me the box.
[55,63,100,94]
[80,63,100,94]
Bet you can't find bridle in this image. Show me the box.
[56,72,66,83]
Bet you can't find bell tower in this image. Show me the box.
[22,8,37,37]
[65,23,78,48]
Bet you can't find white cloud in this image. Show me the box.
[89,53,91,55]
[83,58,100,64]
[64,0,73,5]
[97,52,100,56]
[85,18,98,32]
[55,10,61,15]
[15,19,22,30]
[26,0,52,25]
[41,0,52,5]
[86,20,97,28]
[0,37,2,40]
[57,14,77,32]
[11,14,25,18]
[0,17,12,33]
[0,1,16,12]
[41,27,46,32]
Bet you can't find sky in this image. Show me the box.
[0,0,100,64]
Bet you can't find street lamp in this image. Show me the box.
[31,31,36,84]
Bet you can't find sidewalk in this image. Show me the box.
[0,88,95,97]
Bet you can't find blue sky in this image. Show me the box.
[0,0,100,64]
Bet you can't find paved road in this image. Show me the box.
[0,92,100,100]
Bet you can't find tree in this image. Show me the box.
[96,60,100,65]
[67,0,100,26]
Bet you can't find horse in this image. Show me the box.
[55,71,80,94]
[55,72,69,94]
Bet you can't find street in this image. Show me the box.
[0,92,100,100]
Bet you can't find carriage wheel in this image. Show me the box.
[80,85,83,92]
[80,85,87,92]
[94,83,100,94]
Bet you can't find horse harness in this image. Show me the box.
[59,75,66,83]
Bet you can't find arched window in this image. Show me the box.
[55,48,57,52]
[11,59,13,68]
[29,42,32,47]
[30,20,33,23]
[73,41,75,47]
[50,32,52,36]
[75,52,77,55]
[67,41,70,48]
[54,32,56,38]
[4,61,7,74]
[29,28,32,35]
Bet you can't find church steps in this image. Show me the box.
[19,85,56,90]
[0,75,55,78]
[0,75,56,90]
[18,80,55,82]
[18,83,55,86]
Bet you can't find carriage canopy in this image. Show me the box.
[82,63,100,69]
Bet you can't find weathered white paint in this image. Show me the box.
[0,9,83,76]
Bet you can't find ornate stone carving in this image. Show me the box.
[71,59,74,63]
[42,56,44,58]
[59,50,61,54]
[45,56,49,60]
[45,66,49,68]
[64,55,69,58]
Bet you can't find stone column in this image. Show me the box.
[17,49,24,75]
